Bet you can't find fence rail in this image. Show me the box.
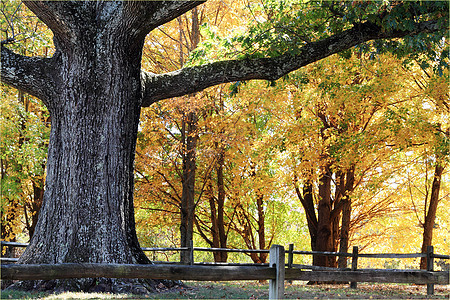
[1,263,275,281]
[1,242,449,299]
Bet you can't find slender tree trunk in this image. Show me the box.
[207,175,220,249]
[420,162,444,269]
[256,193,268,263]
[215,148,228,262]
[24,181,44,239]
[329,214,340,268]
[338,167,355,269]
[315,164,333,267]
[338,198,351,268]
[180,111,198,264]
[238,191,268,264]
[179,8,200,264]
[294,181,318,264]
[203,157,228,263]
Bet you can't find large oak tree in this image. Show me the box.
[1,0,447,292]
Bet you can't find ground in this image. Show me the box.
[1,281,449,299]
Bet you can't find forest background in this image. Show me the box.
[1,0,449,271]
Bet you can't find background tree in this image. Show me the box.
[389,64,449,269]
[1,0,51,250]
[232,50,448,268]
[135,0,247,263]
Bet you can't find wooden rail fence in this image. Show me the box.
[1,242,449,299]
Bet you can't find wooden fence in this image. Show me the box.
[1,241,449,299]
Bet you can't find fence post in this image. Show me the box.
[188,240,194,265]
[350,246,358,289]
[287,244,294,284]
[287,244,294,269]
[269,244,285,300]
[426,245,434,296]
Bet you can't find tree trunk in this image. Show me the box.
[200,150,228,263]
[178,8,200,264]
[180,111,198,264]
[24,180,44,239]
[256,192,268,264]
[338,167,355,269]
[420,162,444,269]
[294,181,318,264]
[338,197,351,269]
[214,148,228,262]
[315,164,333,267]
[15,5,155,291]
[207,175,220,251]
[329,170,343,269]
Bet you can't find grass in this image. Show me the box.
[1,282,449,299]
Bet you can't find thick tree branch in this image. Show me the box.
[142,18,445,107]
[124,1,205,41]
[24,2,205,50]
[24,1,77,49]
[1,45,58,106]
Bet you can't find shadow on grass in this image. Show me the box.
[1,281,449,299]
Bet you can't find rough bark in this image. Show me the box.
[1,1,202,292]
[420,162,444,270]
[0,47,56,106]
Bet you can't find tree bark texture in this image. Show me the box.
[256,192,268,264]
[19,5,148,265]
[1,1,202,291]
